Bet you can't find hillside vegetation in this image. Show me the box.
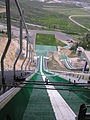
[0,0,90,43]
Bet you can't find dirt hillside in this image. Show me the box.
[0,36,35,71]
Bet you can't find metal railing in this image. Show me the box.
[28,48,33,71]
[14,0,31,79]
[13,11,23,81]
[1,0,11,93]
[25,42,31,72]
[1,0,32,93]
[21,35,29,76]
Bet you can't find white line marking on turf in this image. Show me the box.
[40,56,76,120]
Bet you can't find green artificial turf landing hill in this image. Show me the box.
[36,33,66,47]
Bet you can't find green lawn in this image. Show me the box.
[35,33,67,46]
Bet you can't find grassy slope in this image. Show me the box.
[36,33,66,46]
[72,16,90,28]
[10,0,48,24]
[1,0,90,38]
[42,4,90,34]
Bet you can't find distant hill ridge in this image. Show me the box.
[30,0,90,3]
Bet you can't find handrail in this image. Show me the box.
[1,0,11,93]
[25,42,31,71]
[1,0,31,91]
[21,35,29,76]
[15,0,29,35]
[13,15,23,80]
[28,48,33,70]
[14,0,31,77]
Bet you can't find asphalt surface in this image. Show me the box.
[0,23,72,51]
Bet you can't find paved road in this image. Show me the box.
[0,23,72,41]
[69,15,90,31]
[11,19,47,29]
[0,23,73,51]
[29,29,72,51]
[0,5,73,50]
